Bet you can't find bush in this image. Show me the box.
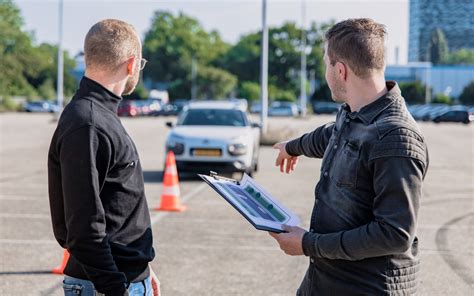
[239,81,260,102]
[399,81,426,104]
[458,81,474,105]
[0,97,21,112]
[432,94,451,105]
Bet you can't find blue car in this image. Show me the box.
[24,101,60,113]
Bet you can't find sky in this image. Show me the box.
[15,0,410,65]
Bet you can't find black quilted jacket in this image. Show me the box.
[286,81,429,296]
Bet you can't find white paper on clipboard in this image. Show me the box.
[199,173,300,233]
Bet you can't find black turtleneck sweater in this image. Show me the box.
[48,77,155,295]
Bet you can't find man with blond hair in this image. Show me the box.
[270,19,429,295]
[48,19,159,296]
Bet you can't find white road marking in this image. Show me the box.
[150,183,207,225]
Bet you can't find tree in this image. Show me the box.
[458,81,474,105]
[217,21,330,103]
[444,49,474,65]
[0,0,38,98]
[428,28,448,65]
[399,81,426,104]
[142,11,234,99]
[239,81,260,102]
[195,66,237,99]
[0,0,76,99]
[32,43,77,97]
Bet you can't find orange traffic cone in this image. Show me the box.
[155,151,186,212]
[52,249,70,274]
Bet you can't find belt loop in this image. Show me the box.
[142,279,147,294]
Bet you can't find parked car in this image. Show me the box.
[409,104,450,121]
[152,104,179,116]
[24,101,59,113]
[432,110,474,124]
[117,100,139,117]
[250,102,262,114]
[268,101,298,117]
[152,100,188,116]
[165,101,260,175]
[312,101,340,114]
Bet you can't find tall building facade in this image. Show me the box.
[408,0,474,62]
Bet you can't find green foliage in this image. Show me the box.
[0,96,21,112]
[428,28,448,65]
[399,81,426,104]
[0,0,77,98]
[143,11,232,99]
[458,81,474,105]
[239,81,260,102]
[432,94,451,105]
[443,49,474,65]
[217,21,328,100]
[269,85,296,102]
[196,66,237,99]
[123,80,149,100]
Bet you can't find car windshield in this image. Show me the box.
[178,109,247,126]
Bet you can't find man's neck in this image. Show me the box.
[346,76,387,112]
[84,71,125,97]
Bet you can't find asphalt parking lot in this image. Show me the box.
[0,113,473,295]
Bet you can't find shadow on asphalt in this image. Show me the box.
[0,270,51,275]
[143,170,207,183]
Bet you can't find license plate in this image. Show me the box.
[193,149,222,157]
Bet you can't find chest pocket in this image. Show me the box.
[330,139,360,187]
[111,134,139,177]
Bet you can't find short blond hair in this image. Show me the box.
[84,19,140,70]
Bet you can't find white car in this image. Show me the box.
[165,101,261,175]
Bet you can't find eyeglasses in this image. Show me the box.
[139,58,148,71]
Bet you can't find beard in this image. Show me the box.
[329,72,347,103]
[123,67,140,95]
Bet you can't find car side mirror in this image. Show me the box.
[251,122,261,129]
[166,121,174,128]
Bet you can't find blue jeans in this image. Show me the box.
[63,275,152,296]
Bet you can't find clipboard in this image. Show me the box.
[199,171,300,233]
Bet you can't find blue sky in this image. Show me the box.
[15,0,409,64]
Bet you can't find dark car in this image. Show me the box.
[433,110,474,124]
[117,100,139,117]
[312,101,340,114]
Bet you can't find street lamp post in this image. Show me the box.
[260,0,269,134]
[56,0,64,114]
[299,0,307,117]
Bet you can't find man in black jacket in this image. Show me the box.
[270,19,429,295]
[48,19,159,296]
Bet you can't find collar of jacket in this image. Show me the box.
[343,81,402,124]
[77,76,123,114]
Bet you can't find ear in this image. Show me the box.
[126,56,136,76]
[335,61,347,81]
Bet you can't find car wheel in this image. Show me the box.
[253,160,259,172]
[245,168,253,177]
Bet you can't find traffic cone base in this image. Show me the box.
[52,250,70,275]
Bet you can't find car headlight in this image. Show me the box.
[228,143,247,156]
[166,134,185,155]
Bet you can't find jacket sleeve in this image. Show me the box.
[302,129,428,260]
[59,126,127,295]
[285,122,335,158]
